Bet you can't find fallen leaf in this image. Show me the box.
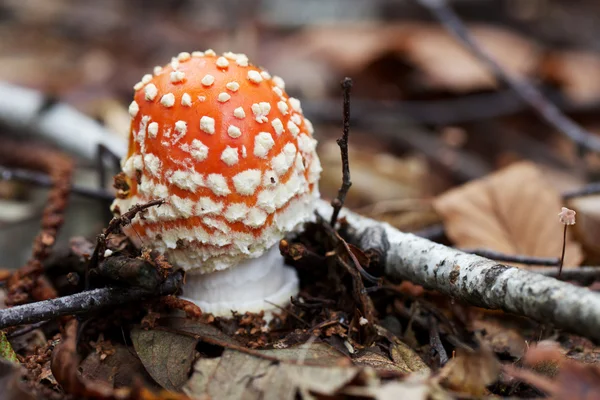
[51,320,127,399]
[434,162,583,267]
[375,324,430,374]
[471,316,527,358]
[399,24,540,92]
[541,50,600,105]
[568,195,600,260]
[510,343,600,400]
[0,332,18,363]
[354,348,409,373]
[184,342,355,400]
[79,343,157,389]
[0,360,36,400]
[438,345,501,396]
[131,317,241,391]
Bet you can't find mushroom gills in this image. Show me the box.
[180,244,299,316]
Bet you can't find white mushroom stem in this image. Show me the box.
[180,244,299,316]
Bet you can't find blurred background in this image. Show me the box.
[2,0,600,268]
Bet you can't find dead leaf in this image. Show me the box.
[434,162,583,267]
[319,139,430,210]
[471,317,527,358]
[541,50,600,104]
[511,343,600,400]
[79,344,157,389]
[0,332,18,364]
[399,24,540,92]
[344,373,452,400]
[0,360,36,400]
[354,348,409,373]
[184,342,355,400]
[51,320,128,399]
[375,324,430,374]
[569,195,600,260]
[438,345,501,396]
[131,317,241,391]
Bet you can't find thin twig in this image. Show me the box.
[264,300,310,327]
[333,230,381,285]
[429,316,449,367]
[330,77,353,227]
[105,198,165,236]
[87,199,166,289]
[526,266,600,282]
[462,249,559,266]
[562,182,600,199]
[0,165,114,201]
[415,0,600,153]
[413,224,446,240]
[0,270,184,330]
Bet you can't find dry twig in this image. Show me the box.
[0,270,184,330]
[0,165,114,200]
[463,249,560,266]
[562,182,600,199]
[330,77,353,227]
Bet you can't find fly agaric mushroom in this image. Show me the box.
[111,50,321,316]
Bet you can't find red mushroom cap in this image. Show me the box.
[113,51,321,272]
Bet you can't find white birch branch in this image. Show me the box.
[0,82,127,161]
[315,199,600,342]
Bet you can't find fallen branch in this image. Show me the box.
[462,249,559,266]
[562,182,600,199]
[0,165,114,201]
[0,270,183,330]
[415,0,600,153]
[0,82,127,161]
[315,199,600,342]
[527,266,600,282]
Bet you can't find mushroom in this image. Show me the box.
[111,50,322,316]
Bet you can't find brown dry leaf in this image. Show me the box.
[184,343,356,400]
[434,162,583,267]
[399,24,540,92]
[568,195,600,261]
[515,342,600,400]
[374,325,430,374]
[541,50,600,105]
[263,24,411,97]
[319,139,430,210]
[438,345,501,396]
[0,360,36,400]
[131,317,240,392]
[471,317,526,358]
[79,344,157,390]
[346,374,452,400]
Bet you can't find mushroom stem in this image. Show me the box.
[180,244,299,316]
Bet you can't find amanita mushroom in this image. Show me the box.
[111,50,321,316]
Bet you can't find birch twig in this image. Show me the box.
[315,199,600,342]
